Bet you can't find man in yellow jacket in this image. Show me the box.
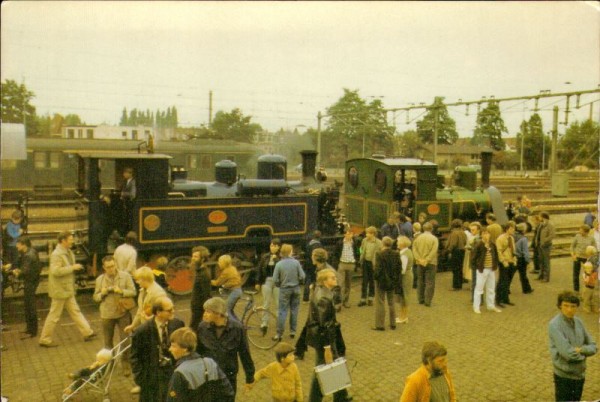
[400,341,456,402]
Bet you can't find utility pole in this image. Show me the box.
[550,106,559,174]
[317,111,322,167]
[433,106,439,163]
[208,90,213,128]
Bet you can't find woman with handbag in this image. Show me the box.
[93,255,136,375]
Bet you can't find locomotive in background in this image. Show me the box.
[343,151,508,234]
[77,148,343,294]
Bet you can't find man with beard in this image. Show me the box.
[400,341,456,402]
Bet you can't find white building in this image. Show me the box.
[62,124,155,141]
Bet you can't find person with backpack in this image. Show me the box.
[167,327,234,402]
[372,236,400,331]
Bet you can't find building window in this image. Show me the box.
[374,168,387,193]
[201,155,212,169]
[86,129,94,139]
[78,129,83,138]
[122,131,127,138]
[34,152,47,169]
[49,152,60,169]
[132,130,138,140]
[347,166,359,189]
[187,155,198,169]
[1,160,17,169]
[67,129,75,138]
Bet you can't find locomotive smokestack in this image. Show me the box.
[300,150,318,183]
[480,151,492,189]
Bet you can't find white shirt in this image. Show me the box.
[114,243,137,276]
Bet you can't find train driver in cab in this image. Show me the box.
[120,167,136,234]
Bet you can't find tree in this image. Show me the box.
[211,108,262,143]
[471,100,507,150]
[415,97,458,145]
[64,114,84,126]
[516,113,548,170]
[322,88,395,166]
[558,119,600,169]
[120,108,128,126]
[396,129,422,157]
[1,79,38,136]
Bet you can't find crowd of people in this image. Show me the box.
[1,195,599,401]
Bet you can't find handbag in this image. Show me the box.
[118,297,136,312]
[314,357,352,395]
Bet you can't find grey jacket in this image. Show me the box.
[93,271,137,319]
[548,313,596,379]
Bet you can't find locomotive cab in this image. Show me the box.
[344,157,443,231]
[73,151,172,257]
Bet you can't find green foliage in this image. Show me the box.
[322,89,395,166]
[415,97,458,145]
[120,106,176,128]
[396,129,421,157]
[492,150,520,170]
[1,79,38,136]
[64,114,83,126]
[558,119,599,169]
[211,108,262,143]
[274,128,315,165]
[516,113,548,170]
[471,101,507,150]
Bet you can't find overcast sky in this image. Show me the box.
[2,1,599,136]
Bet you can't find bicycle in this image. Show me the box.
[220,288,279,350]
[2,264,24,294]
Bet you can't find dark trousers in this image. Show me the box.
[309,347,349,402]
[573,257,586,292]
[140,367,172,402]
[360,261,375,300]
[539,246,552,281]
[450,250,465,289]
[553,374,584,402]
[303,266,316,301]
[532,248,540,272]
[516,257,533,293]
[417,264,436,306]
[23,281,40,335]
[412,265,418,289]
[226,372,238,399]
[496,263,515,304]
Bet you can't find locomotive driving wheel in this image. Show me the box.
[165,255,194,295]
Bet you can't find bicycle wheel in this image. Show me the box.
[245,308,279,350]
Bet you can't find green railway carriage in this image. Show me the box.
[343,153,507,234]
[1,137,259,192]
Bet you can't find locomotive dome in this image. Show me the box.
[215,159,237,185]
[257,154,287,180]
